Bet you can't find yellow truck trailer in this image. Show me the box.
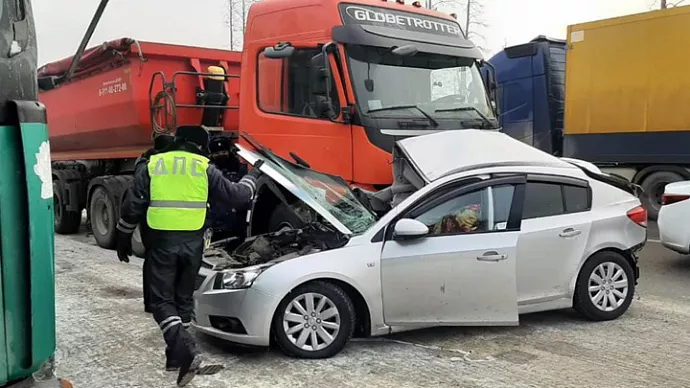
[487,5,690,218]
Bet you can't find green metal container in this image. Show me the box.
[0,1,65,386]
[0,102,58,386]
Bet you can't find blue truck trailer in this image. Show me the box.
[485,6,690,219]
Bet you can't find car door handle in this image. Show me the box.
[476,251,508,262]
[559,228,582,238]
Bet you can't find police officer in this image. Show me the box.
[119,133,175,313]
[115,125,262,387]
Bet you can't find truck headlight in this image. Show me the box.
[219,265,269,289]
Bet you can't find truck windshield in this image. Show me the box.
[346,44,495,125]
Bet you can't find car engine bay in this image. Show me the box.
[205,223,350,270]
[205,133,352,269]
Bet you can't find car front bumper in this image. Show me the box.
[192,270,279,347]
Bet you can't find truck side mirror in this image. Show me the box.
[309,50,338,121]
[479,59,500,117]
[263,42,295,59]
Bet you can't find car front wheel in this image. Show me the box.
[573,251,635,321]
[272,281,355,359]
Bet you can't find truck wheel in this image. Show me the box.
[639,170,684,220]
[268,203,309,232]
[53,180,81,234]
[90,186,117,249]
[131,226,146,258]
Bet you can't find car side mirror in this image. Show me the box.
[393,219,429,240]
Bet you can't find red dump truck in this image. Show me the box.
[40,0,497,250]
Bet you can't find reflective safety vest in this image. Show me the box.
[147,150,210,231]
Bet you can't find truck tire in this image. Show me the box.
[89,186,117,249]
[639,170,684,220]
[268,203,306,232]
[131,225,146,258]
[53,179,81,234]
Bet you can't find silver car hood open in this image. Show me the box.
[395,129,574,184]
[235,143,354,236]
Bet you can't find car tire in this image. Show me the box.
[53,180,81,234]
[89,186,117,249]
[268,203,306,232]
[573,251,635,321]
[639,170,684,220]
[272,281,355,359]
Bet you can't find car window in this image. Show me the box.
[492,185,515,230]
[414,184,515,237]
[523,182,564,219]
[563,184,590,213]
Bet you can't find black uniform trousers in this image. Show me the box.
[147,237,204,363]
[143,257,152,309]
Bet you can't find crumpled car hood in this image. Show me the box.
[395,129,573,183]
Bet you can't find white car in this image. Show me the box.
[193,130,647,359]
[658,180,690,253]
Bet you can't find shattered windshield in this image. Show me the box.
[276,163,377,234]
[242,136,377,235]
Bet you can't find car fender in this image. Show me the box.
[251,242,385,334]
[568,238,637,297]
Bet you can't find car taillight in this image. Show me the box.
[626,205,647,228]
[662,194,690,205]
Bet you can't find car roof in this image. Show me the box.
[396,129,576,183]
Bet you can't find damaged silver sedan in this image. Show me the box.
[193,130,646,359]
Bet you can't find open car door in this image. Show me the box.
[379,175,524,326]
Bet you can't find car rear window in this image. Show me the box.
[563,185,589,213]
[523,182,591,219]
[523,182,564,219]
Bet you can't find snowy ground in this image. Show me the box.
[55,226,690,388]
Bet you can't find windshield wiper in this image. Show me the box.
[368,105,439,127]
[434,106,497,129]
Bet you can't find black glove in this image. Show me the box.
[247,159,264,179]
[116,229,133,263]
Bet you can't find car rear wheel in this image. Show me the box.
[573,251,635,321]
[273,281,355,359]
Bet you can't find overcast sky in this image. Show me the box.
[33,0,658,65]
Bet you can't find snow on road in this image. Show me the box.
[55,234,690,388]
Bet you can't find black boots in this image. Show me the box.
[176,354,202,387]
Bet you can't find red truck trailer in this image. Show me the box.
[41,0,497,250]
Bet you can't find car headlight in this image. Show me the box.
[218,265,270,289]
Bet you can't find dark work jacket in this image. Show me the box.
[120,142,256,246]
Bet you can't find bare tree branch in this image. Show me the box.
[225,0,261,50]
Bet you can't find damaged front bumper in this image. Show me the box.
[192,267,278,347]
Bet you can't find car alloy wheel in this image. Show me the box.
[283,292,341,351]
[574,251,635,321]
[588,262,629,312]
[273,281,355,359]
